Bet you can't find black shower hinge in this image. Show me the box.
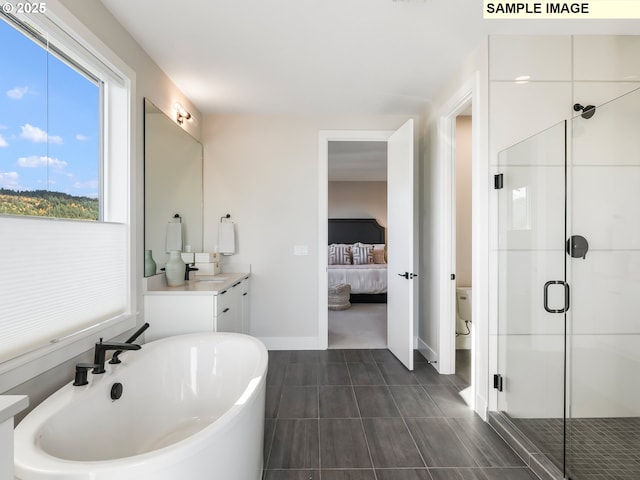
[494,174,504,190]
[493,374,503,392]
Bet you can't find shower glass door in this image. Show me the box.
[566,86,640,480]
[496,120,568,472]
[497,86,640,480]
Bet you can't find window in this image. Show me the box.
[0,16,101,220]
[0,7,135,390]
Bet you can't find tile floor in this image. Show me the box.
[513,417,640,480]
[263,349,539,480]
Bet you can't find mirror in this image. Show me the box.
[144,98,203,275]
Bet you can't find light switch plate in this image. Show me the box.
[294,245,309,256]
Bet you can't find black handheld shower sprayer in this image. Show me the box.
[573,103,596,119]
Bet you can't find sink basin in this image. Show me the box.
[198,276,227,283]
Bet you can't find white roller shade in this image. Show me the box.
[0,216,128,363]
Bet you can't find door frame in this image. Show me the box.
[437,72,481,407]
[318,129,394,350]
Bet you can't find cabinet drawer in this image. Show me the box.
[237,277,249,295]
[216,288,233,315]
[216,310,242,333]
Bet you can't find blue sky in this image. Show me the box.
[0,18,99,198]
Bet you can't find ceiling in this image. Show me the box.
[100,0,640,116]
[328,141,387,181]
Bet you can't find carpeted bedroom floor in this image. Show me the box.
[328,303,387,349]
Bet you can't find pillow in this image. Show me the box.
[352,245,374,265]
[328,244,352,265]
[354,242,386,264]
[372,246,386,264]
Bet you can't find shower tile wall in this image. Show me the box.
[489,34,640,419]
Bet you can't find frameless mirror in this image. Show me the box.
[144,98,203,276]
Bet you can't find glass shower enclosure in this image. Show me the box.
[496,87,640,480]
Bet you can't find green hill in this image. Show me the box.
[0,189,99,220]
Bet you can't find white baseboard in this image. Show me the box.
[257,336,320,351]
[417,337,439,366]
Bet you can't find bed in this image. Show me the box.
[328,218,387,303]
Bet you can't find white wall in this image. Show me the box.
[4,0,201,419]
[202,114,413,349]
[489,35,640,418]
[455,116,473,350]
[455,116,473,288]
[328,181,387,229]
[421,43,490,415]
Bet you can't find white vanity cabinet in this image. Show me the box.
[215,276,250,334]
[144,273,250,342]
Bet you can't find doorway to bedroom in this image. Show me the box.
[327,141,388,349]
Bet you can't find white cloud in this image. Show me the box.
[7,86,29,100]
[20,124,63,145]
[0,171,19,187]
[73,179,98,189]
[75,134,88,141]
[0,135,7,147]
[18,155,68,169]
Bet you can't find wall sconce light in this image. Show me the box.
[174,103,192,125]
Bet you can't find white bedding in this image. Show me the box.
[328,264,387,294]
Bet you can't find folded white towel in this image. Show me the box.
[165,222,183,253]
[218,222,235,255]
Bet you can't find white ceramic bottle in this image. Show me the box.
[165,250,185,286]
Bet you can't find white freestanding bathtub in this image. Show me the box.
[14,332,268,480]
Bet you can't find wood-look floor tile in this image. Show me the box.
[377,362,420,386]
[375,469,433,480]
[449,417,525,467]
[321,470,377,480]
[264,418,276,467]
[318,349,346,363]
[354,386,400,417]
[389,386,443,418]
[266,385,283,418]
[268,419,319,469]
[406,418,477,468]
[344,350,375,363]
[319,386,359,418]
[362,418,425,468]
[413,363,455,386]
[319,419,372,468]
[284,363,320,386]
[348,362,385,385]
[264,469,320,480]
[319,363,351,385]
[423,385,475,418]
[277,386,318,419]
[427,468,488,480]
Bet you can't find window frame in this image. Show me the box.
[0,1,137,392]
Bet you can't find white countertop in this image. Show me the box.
[145,272,249,295]
[0,395,28,424]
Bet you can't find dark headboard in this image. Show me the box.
[328,218,385,245]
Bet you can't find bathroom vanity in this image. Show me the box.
[144,273,250,341]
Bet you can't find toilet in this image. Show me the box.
[456,287,472,349]
[456,287,472,323]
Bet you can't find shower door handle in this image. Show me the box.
[543,280,570,313]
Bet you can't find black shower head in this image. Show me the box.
[573,103,596,119]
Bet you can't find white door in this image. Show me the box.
[386,119,415,370]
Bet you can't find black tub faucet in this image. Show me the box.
[110,323,149,365]
[92,338,141,374]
